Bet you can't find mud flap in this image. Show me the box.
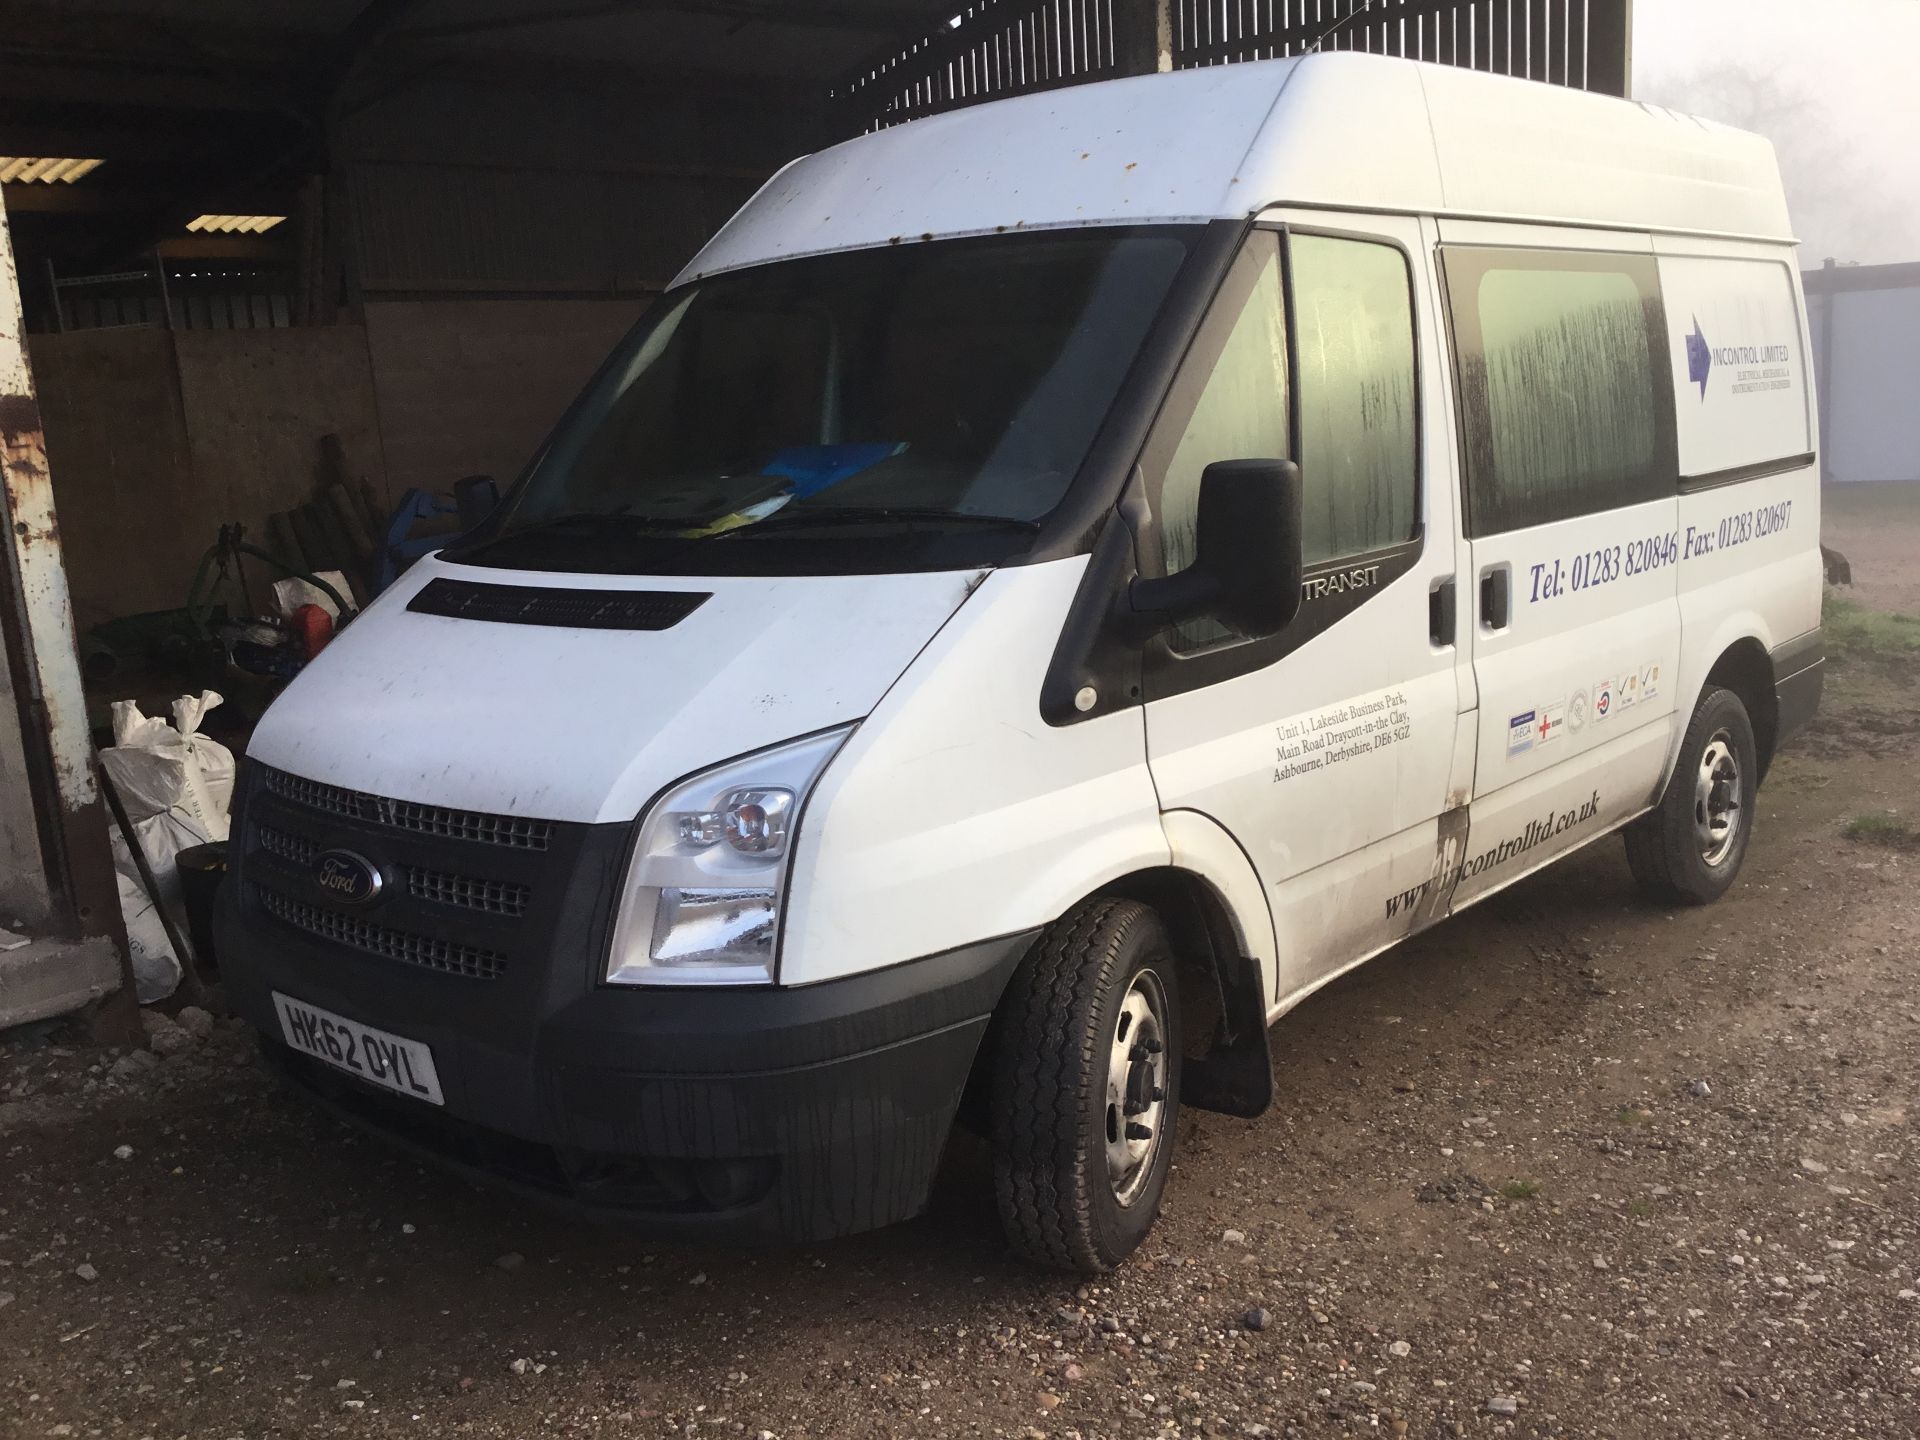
[1182,953,1273,1118]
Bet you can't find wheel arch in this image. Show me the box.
[1099,864,1279,1118]
[1704,636,1779,780]
[1099,865,1251,1056]
[1672,605,1784,793]
[962,858,1279,1127]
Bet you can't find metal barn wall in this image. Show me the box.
[337,66,824,298]
[837,0,1133,129]
[837,0,1631,132]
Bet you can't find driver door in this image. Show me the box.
[1141,218,1474,1006]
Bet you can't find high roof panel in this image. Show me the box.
[1415,60,1792,241]
[684,53,1794,282]
[682,60,1308,281]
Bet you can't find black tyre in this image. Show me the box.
[1624,685,1759,906]
[991,898,1182,1273]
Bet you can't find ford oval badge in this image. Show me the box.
[313,849,382,905]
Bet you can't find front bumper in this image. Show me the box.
[218,880,1033,1243]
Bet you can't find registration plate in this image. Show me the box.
[273,992,444,1105]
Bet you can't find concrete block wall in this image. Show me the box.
[362,297,648,499]
[29,326,387,629]
[27,299,651,629]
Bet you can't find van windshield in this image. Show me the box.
[450,228,1196,575]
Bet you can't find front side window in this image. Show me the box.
[1445,247,1674,534]
[1291,234,1419,563]
[1160,238,1292,589]
[1156,231,1419,652]
[452,229,1196,576]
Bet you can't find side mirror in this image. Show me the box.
[1130,458,1303,639]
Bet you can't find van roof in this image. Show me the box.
[681,53,1794,283]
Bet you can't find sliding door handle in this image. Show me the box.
[1479,565,1511,631]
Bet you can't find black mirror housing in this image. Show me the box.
[1196,458,1303,637]
[1130,458,1303,640]
[453,474,501,531]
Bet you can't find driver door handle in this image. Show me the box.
[1429,578,1456,648]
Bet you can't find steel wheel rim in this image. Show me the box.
[1104,968,1170,1207]
[1694,728,1742,867]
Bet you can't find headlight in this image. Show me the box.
[605,727,852,986]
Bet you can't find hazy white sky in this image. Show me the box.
[1635,0,1920,265]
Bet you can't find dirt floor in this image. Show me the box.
[3,487,1918,1440]
[1824,482,1920,619]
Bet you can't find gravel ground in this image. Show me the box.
[2,504,1916,1440]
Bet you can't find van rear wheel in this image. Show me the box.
[991,898,1182,1273]
[1624,686,1758,906]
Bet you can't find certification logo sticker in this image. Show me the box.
[1593,678,1615,722]
[1640,660,1663,703]
[1507,710,1537,758]
[1617,669,1641,711]
[1537,700,1567,747]
[1569,688,1591,733]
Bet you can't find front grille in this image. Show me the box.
[257,824,528,919]
[407,868,529,919]
[261,766,553,851]
[258,824,316,867]
[256,885,509,981]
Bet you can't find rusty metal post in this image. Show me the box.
[0,191,137,1037]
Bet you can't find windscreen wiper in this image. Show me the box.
[716,505,1042,536]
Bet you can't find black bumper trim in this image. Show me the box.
[1771,626,1824,679]
[219,879,1037,1242]
[1776,658,1824,748]
[1771,627,1824,749]
[550,926,1040,1075]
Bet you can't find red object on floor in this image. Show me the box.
[292,603,334,659]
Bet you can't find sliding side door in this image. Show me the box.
[1438,228,1683,908]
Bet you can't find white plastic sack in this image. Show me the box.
[272,570,353,622]
[99,691,235,1001]
[111,832,180,1003]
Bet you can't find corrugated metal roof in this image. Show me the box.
[13,0,958,81]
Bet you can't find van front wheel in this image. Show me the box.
[1624,685,1759,906]
[991,898,1182,1273]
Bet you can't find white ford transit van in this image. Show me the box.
[219,54,1824,1271]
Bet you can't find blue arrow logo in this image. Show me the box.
[1686,316,1712,399]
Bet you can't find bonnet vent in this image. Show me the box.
[408,578,709,631]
